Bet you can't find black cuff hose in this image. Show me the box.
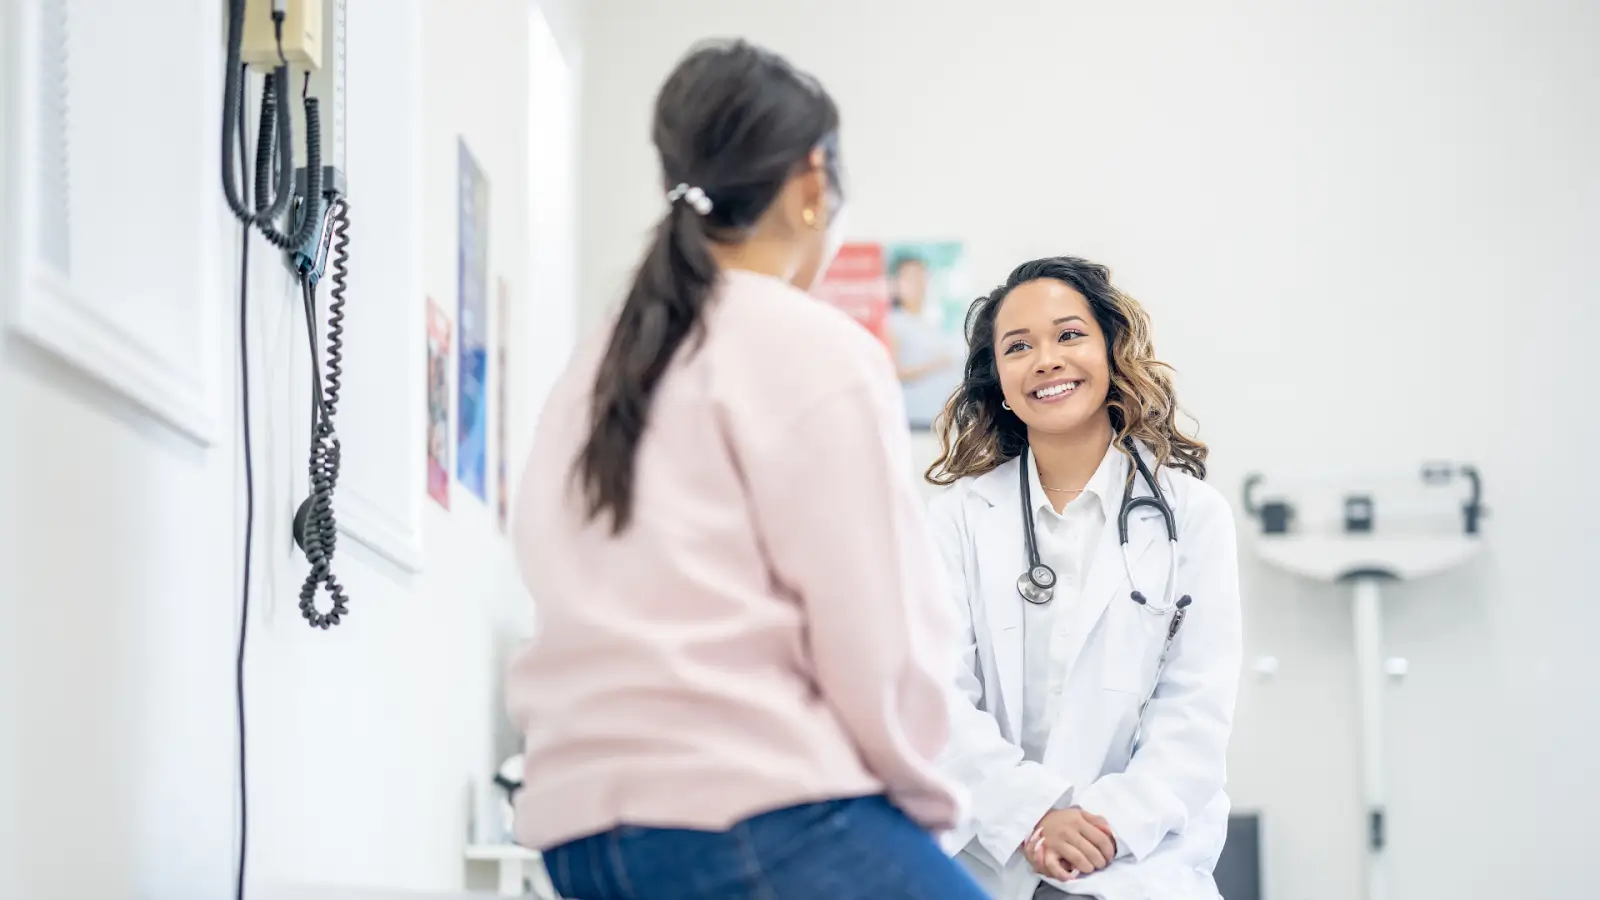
[257,93,324,251]
[296,199,350,629]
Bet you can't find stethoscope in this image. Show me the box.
[1015,439,1192,622]
[1015,439,1195,739]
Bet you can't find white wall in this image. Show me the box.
[0,3,19,894]
[0,0,580,897]
[580,2,1599,898]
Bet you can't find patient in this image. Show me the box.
[503,39,986,900]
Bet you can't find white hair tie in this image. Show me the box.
[666,183,713,216]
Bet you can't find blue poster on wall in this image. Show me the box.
[456,140,490,501]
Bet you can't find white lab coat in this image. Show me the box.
[928,445,1242,900]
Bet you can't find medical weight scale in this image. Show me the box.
[1242,465,1485,900]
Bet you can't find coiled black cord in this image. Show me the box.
[251,75,284,216]
[297,200,350,629]
[325,202,348,422]
[256,80,324,251]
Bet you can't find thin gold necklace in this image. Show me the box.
[1042,485,1085,495]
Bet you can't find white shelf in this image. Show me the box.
[465,844,554,898]
[465,843,541,862]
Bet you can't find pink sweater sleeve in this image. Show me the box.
[736,371,966,831]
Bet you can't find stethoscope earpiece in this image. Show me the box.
[1177,594,1193,609]
[1131,590,1147,605]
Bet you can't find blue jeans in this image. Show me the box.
[542,795,989,899]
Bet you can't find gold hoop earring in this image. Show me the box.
[801,207,820,229]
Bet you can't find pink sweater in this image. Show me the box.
[505,269,964,850]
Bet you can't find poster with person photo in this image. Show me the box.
[810,242,890,344]
[815,240,970,429]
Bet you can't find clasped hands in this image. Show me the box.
[1021,807,1117,883]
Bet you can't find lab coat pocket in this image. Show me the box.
[1097,605,1171,771]
[1101,601,1171,697]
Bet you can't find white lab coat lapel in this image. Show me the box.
[970,459,1028,740]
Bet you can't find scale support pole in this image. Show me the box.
[1351,575,1388,900]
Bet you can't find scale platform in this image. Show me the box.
[1255,533,1480,584]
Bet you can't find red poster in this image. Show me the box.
[427,298,453,509]
[813,242,890,347]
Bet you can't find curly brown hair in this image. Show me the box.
[925,256,1207,485]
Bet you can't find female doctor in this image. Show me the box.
[924,257,1242,900]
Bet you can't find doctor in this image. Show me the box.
[924,256,1243,900]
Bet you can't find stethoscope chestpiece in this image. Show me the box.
[1016,568,1055,606]
[1030,565,1055,588]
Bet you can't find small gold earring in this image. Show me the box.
[801,207,819,229]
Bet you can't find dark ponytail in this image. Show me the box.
[576,39,842,533]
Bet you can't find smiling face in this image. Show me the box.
[992,278,1112,438]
